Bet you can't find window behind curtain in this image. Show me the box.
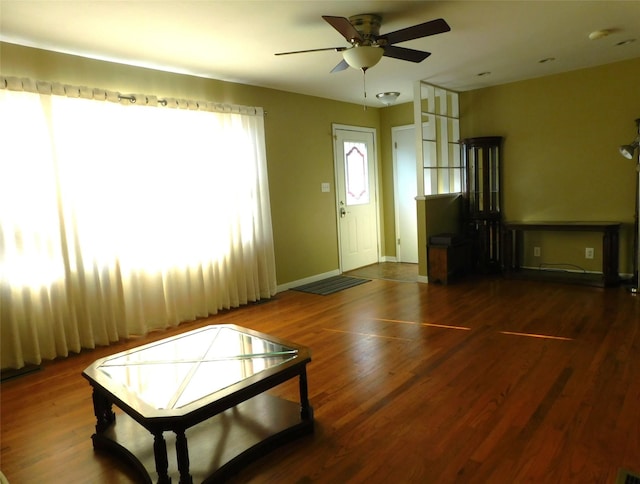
[0,83,276,369]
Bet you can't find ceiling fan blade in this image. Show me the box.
[382,18,451,45]
[275,47,346,56]
[330,59,350,73]
[383,45,431,63]
[322,15,363,43]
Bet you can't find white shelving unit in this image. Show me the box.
[412,81,461,198]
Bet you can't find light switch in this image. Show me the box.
[321,182,330,193]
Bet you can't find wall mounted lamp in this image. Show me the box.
[619,118,640,159]
[620,137,640,159]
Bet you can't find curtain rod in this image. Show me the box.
[0,75,263,116]
[117,94,168,106]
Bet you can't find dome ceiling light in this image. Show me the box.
[375,92,400,106]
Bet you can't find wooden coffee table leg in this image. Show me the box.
[152,432,171,484]
[175,429,193,484]
[91,388,115,434]
[299,367,311,420]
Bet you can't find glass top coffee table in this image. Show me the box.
[82,324,313,483]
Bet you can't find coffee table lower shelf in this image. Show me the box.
[92,392,314,483]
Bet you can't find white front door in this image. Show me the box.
[393,125,419,263]
[333,125,379,272]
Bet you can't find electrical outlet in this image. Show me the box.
[534,247,541,257]
[585,247,594,259]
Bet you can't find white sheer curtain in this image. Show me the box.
[0,79,276,369]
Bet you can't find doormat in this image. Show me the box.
[291,275,370,295]
[617,468,640,484]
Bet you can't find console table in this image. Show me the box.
[503,221,621,287]
[82,325,313,483]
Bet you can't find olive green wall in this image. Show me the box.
[460,58,640,274]
[0,42,382,285]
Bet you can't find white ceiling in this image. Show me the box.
[1,1,639,106]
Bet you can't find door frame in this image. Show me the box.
[332,123,381,273]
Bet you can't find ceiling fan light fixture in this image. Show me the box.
[343,45,384,70]
[376,92,400,106]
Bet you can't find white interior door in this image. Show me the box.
[393,125,419,263]
[333,125,379,272]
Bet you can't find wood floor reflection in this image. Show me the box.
[345,262,419,282]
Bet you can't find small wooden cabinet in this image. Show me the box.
[428,238,471,284]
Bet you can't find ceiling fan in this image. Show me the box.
[275,14,451,72]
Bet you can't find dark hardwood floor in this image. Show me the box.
[2,271,639,483]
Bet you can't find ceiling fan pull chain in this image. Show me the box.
[362,68,367,111]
